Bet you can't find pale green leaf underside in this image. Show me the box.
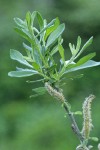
[8,68,38,77]
[10,49,33,68]
[64,60,100,74]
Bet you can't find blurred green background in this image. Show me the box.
[0,0,100,149]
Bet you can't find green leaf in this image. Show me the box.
[41,46,46,56]
[23,56,33,62]
[32,62,40,71]
[64,60,100,74]
[23,42,32,58]
[73,111,82,115]
[26,11,31,27]
[58,44,65,62]
[76,36,81,51]
[35,18,56,38]
[69,36,81,55]
[10,49,33,68]
[36,12,44,30]
[66,53,96,70]
[50,45,59,56]
[31,87,46,97]
[60,74,84,82]
[14,18,26,28]
[69,43,74,54]
[14,28,32,42]
[46,23,65,48]
[81,36,93,52]
[75,36,93,59]
[47,64,57,73]
[26,78,44,83]
[46,19,56,28]
[32,87,46,93]
[76,52,96,66]
[44,17,60,40]
[23,42,32,51]
[33,49,42,67]
[89,137,99,142]
[31,11,37,26]
[8,68,38,77]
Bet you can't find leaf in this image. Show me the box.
[64,60,100,74]
[32,87,46,93]
[60,74,84,82]
[8,68,38,77]
[31,11,37,26]
[69,36,81,55]
[47,64,57,73]
[46,23,65,48]
[50,45,59,56]
[31,87,46,97]
[14,18,26,28]
[89,137,99,142]
[26,11,31,27]
[46,19,56,28]
[14,28,32,42]
[73,111,82,115]
[76,36,81,51]
[58,44,65,61]
[41,46,46,56]
[81,36,93,52]
[69,43,74,54]
[75,36,93,59]
[35,18,56,38]
[36,12,44,30]
[33,49,42,67]
[32,62,40,71]
[66,53,96,70]
[23,56,33,62]
[76,52,96,66]
[26,78,44,83]
[23,42,32,51]
[44,17,60,40]
[10,49,33,68]
[23,42,32,58]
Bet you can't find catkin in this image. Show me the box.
[45,82,65,103]
[82,95,95,139]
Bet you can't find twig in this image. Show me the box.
[45,82,84,143]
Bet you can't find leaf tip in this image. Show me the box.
[8,72,12,77]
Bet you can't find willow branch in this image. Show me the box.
[45,82,84,143]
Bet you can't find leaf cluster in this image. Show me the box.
[8,11,100,95]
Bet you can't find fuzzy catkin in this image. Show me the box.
[45,82,65,103]
[82,95,95,139]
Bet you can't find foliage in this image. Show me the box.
[8,11,100,92]
[8,11,100,149]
